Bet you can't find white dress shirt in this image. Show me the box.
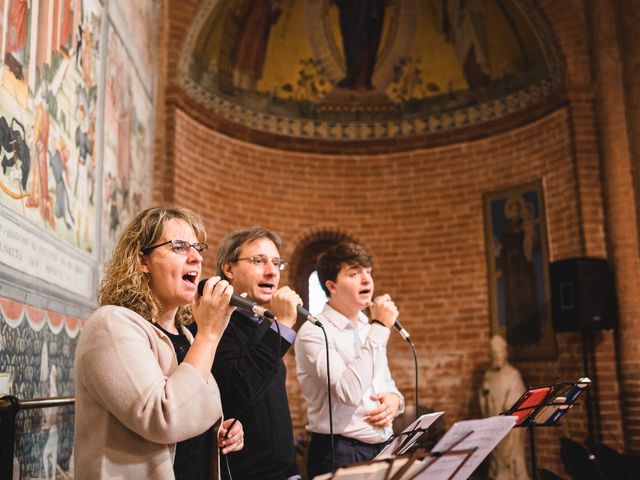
[295,303,404,444]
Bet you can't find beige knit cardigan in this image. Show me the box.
[74,305,222,479]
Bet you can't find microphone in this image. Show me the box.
[297,305,321,326]
[197,278,275,320]
[393,320,412,343]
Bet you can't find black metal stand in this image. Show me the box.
[0,395,19,480]
[502,378,593,480]
[0,394,75,480]
[581,328,596,452]
[529,424,538,480]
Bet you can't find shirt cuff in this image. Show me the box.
[270,321,297,344]
[368,322,391,345]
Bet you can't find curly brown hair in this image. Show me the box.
[97,207,207,325]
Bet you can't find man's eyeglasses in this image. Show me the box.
[237,255,288,271]
[142,239,209,258]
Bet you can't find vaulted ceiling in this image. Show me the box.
[176,0,564,150]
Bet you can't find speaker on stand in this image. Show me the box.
[550,257,617,452]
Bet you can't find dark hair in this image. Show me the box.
[216,227,282,280]
[316,242,373,297]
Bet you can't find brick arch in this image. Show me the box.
[288,229,358,310]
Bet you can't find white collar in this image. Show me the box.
[322,303,369,330]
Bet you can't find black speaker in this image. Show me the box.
[550,257,617,331]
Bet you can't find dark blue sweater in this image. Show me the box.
[212,311,298,480]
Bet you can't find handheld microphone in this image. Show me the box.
[297,305,321,326]
[197,278,275,319]
[394,320,412,343]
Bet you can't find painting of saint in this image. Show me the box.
[484,180,556,359]
[499,194,540,345]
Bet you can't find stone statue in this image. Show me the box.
[479,335,530,480]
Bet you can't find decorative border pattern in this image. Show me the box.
[0,297,83,338]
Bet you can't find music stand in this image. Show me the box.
[377,412,444,458]
[316,439,477,480]
[386,431,477,480]
[501,377,592,480]
[315,415,516,480]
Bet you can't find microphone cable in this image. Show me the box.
[391,318,419,421]
[222,317,282,480]
[314,320,335,473]
[406,336,419,421]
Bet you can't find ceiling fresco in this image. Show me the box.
[180,0,563,144]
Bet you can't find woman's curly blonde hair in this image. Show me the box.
[97,207,207,325]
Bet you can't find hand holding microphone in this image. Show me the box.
[370,294,412,343]
[370,294,398,329]
[197,278,320,325]
[192,276,236,338]
[270,286,303,328]
[197,278,275,319]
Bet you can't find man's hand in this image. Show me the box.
[269,286,302,327]
[364,392,401,428]
[369,294,398,329]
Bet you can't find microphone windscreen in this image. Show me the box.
[197,278,207,296]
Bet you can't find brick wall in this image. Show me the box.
[154,0,631,475]
[164,106,624,475]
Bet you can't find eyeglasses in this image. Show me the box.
[236,255,288,271]
[142,239,209,258]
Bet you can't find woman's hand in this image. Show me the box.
[218,418,244,455]
[185,277,235,380]
[192,276,235,340]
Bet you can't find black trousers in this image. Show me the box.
[306,432,385,479]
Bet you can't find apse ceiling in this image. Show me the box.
[179,0,563,147]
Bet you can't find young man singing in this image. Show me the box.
[295,242,404,479]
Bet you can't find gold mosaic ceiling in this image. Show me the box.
[180,0,563,146]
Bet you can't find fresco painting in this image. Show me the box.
[0,297,80,479]
[184,0,559,135]
[0,0,101,254]
[109,0,156,91]
[0,2,155,479]
[101,24,153,261]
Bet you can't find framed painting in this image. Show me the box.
[483,180,556,360]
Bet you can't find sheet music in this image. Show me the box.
[313,415,515,480]
[407,454,468,479]
[376,412,445,458]
[313,461,390,480]
[428,415,517,480]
